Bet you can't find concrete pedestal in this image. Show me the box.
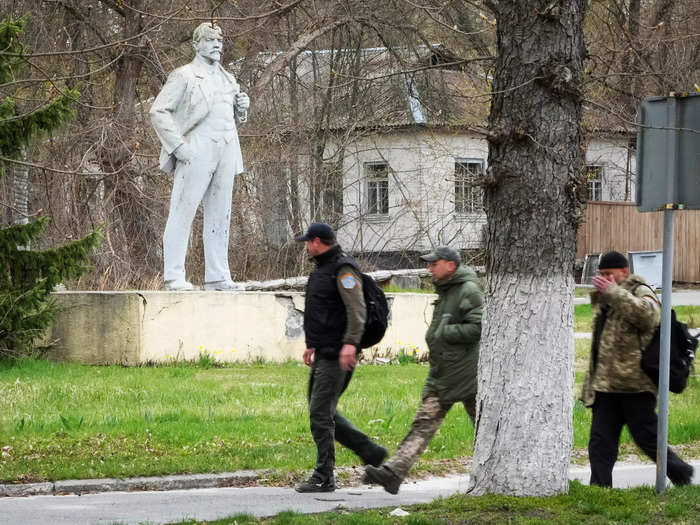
[48,291,434,365]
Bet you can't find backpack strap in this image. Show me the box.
[632,282,660,308]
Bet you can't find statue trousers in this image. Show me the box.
[163,132,240,283]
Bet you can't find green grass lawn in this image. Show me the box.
[172,482,700,524]
[0,358,471,483]
[574,286,593,298]
[1,342,699,484]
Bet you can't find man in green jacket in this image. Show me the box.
[581,250,694,487]
[363,246,482,494]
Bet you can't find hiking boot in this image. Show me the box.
[363,465,401,495]
[295,473,336,493]
[363,445,387,467]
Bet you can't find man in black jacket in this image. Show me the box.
[294,222,386,493]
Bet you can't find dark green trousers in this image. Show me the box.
[308,355,380,481]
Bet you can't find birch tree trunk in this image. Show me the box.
[11,146,29,226]
[469,0,587,496]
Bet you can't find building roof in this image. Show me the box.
[243,44,633,137]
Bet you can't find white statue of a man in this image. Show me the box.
[150,22,250,291]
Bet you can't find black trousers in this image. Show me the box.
[307,355,382,481]
[588,391,692,487]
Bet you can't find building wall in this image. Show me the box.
[585,137,636,202]
[334,128,488,252]
[331,129,634,253]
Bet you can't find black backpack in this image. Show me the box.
[636,286,698,393]
[358,273,389,349]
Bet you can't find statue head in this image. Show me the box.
[192,22,223,64]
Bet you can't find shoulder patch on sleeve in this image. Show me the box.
[339,273,357,289]
[644,296,660,308]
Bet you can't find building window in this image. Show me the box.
[365,162,389,215]
[586,165,603,201]
[455,159,484,214]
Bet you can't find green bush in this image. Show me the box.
[0,16,99,358]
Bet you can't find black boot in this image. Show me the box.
[295,472,336,493]
[669,464,694,486]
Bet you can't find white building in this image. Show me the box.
[249,45,637,256]
[329,128,636,255]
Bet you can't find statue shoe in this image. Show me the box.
[363,465,401,495]
[164,279,193,291]
[203,280,244,291]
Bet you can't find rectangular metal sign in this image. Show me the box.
[637,93,700,212]
[629,250,663,288]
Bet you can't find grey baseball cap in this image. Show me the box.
[420,246,461,264]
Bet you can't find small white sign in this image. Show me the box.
[629,250,663,288]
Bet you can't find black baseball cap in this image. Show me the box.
[420,246,461,265]
[295,222,336,242]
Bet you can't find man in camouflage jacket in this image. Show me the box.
[581,250,693,487]
[364,246,482,494]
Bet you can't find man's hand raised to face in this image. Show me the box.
[592,274,615,293]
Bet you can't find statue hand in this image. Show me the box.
[235,92,250,110]
[173,142,193,164]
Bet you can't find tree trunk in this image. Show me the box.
[10,146,29,226]
[625,0,642,116]
[469,0,587,496]
[286,13,302,235]
[99,1,159,282]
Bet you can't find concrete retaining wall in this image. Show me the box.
[48,291,436,365]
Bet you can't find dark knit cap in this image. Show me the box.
[598,250,628,270]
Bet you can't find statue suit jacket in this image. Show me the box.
[150,59,244,173]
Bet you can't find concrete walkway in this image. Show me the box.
[1,462,697,525]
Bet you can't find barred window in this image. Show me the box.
[365,162,389,215]
[455,159,484,213]
[586,165,603,201]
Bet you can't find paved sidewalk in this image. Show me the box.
[0,462,697,525]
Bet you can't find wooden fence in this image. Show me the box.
[577,201,700,283]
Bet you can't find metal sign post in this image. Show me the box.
[637,93,699,494]
[656,208,673,494]
[654,97,678,495]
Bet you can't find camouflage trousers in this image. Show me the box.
[385,393,476,481]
